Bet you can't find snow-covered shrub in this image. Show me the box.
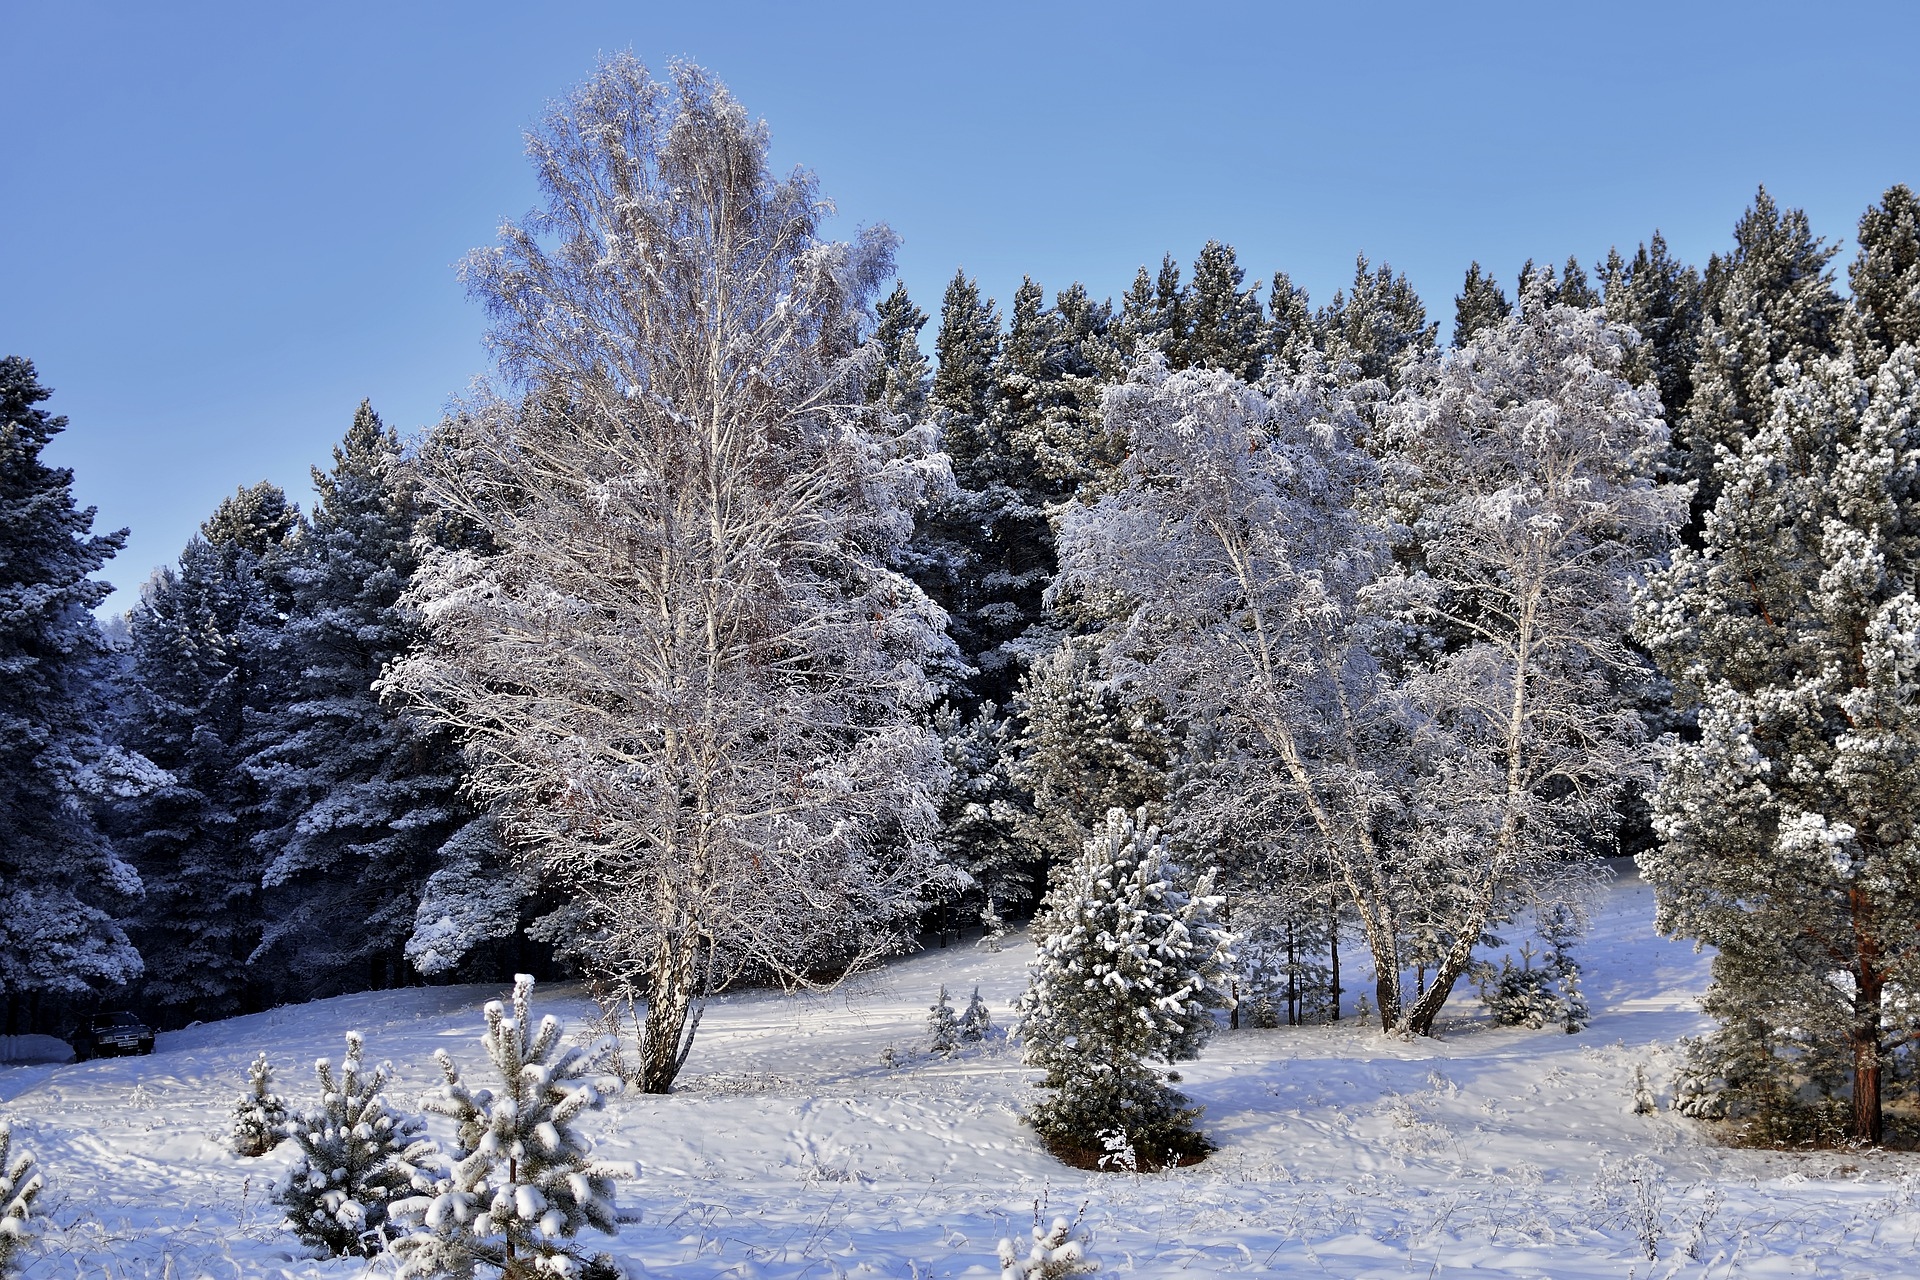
[0,1121,43,1277]
[391,974,635,1279]
[1014,807,1232,1167]
[276,1032,438,1257]
[232,1051,289,1157]
[960,987,992,1043]
[998,1214,1099,1279]
[928,986,958,1053]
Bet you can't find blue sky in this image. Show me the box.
[5,0,1917,614]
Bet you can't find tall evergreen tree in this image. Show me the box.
[1182,240,1265,380]
[114,483,301,1023]
[1265,270,1317,376]
[929,270,1001,485]
[1113,259,1180,365]
[0,358,145,1029]
[248,402,487,995]
[868,281,932,419]
[1684,187,1844,521]
[1848,183,1920,367]
[1638,343,1920,1145]
[1318,254,1436,388]
[1600,232,1705,439]
[1452,261,1511,347]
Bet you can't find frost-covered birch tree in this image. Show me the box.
[1054,354,1425,1027]
[384,57,953,1094]
[1381,292,1685,1034]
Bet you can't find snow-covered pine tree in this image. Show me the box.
[1182,241,1265,381]
[999,1215,1100,1279]
[386,58,952,1094]
[114,484,302,1024]
[0,357,147,1029]
[0,1120,42,1277]
[1683,187,1844,524]
[961,987,991,1042]
[1600,233,1705,467]
[1010,640,1169,893]
[1636,339,1920,1145]
[1014,808,1231,1165]
[277,1031,438,1256]
[391,975,635,1280]
[1848,184,1920,368]
[232,1051,290,1157]
[1381,286,1686,1035]
[1452,261,1510,346]
[1317,254,1437,389]
[1112,260,1177,365]
[248,401,490,998]
[1265,270,1318,377]
[936,703,1033,931]
[928,985,959,1052]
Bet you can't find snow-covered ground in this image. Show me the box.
[3,864,1915,1278]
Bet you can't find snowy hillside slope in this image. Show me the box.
[2,864,1917,1278]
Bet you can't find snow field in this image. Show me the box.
[2,867,1917,1278]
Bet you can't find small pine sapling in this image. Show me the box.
[1633,1064,1659,1116]
[391,975,636,1279]
[0,1121,44,1278]
[232,1052,289,1157]
[998,1214,1100,1279]
[960,988,992,1042]
[928,986,959,1053]
[277,1032,438,1257]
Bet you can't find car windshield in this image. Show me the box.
[95,1012,142,1028]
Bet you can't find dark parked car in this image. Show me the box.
[70,1011,155,1060]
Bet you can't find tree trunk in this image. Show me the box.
[638,930,703,1094]
[1851,966,1885,1145]
[1328,908,1340,1022]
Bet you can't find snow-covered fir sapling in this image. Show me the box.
[277,1032,438,1257]
[1481,906,1589,1033]
[232,1051,289,1157]
[998,1215,1100,1279]
[1014,808,1232,1167]
[960,987,992,1043]
[928,986,959,1053]
[391,975,636,1280]
[0,1121,43,1278]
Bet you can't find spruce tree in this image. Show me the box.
[114,484,301,1023]
[1452,261,1511,346]
[1848,183,1920,366]
[1600,232,1705,443]
[1265,270,1317,376]
[868,281,933,419]
[1683,187,1844,522]
[1182,241,1265,380]
[930,270,1002,487]
[248,402,489,996]
[1013,807,1231,1165]
[1010,640,1169,889]
[1639,339,1920,1145]
[1317,254,1437,388]
[936,703,1033,928]
[0,357,144,1025]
